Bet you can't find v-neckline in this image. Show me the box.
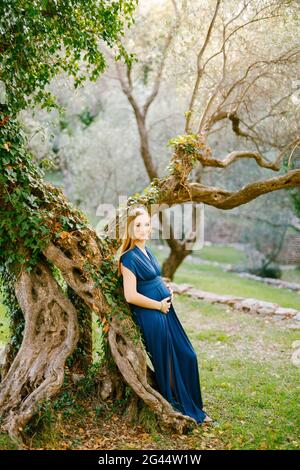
[134,244,151,261]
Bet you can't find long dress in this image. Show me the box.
[120,244,207,424]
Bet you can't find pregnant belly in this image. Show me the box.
[136,277,171,302]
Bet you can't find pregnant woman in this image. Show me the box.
[118,206,213,425]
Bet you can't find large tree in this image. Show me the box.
[101,0,300,278]
[0,0,299,447]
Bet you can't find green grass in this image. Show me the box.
[192,244,247,265]
[0,299,9,346]
[150,244,300,311]
[92,312,105,362]
[281,267,300,284]
[195,330,236,343]
[0,433,19,450]
[173,294,300,450]
[175,264,300,310]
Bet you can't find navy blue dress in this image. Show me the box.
[120,244,207,424]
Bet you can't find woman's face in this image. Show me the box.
[132,213,151,241]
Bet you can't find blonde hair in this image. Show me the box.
[117,205,150,276]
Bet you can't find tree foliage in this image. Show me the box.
[0,0,138,272]
[0,0,138,113]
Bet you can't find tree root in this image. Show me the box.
[43,230,198,433]
[0,260,79,446]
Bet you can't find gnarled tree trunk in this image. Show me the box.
[0,221,198,447]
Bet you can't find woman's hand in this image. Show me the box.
[160,297,172,314]
[166,284,174,302]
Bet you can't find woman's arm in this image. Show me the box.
[121,263,162,310]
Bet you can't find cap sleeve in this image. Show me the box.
[120,251,137,277]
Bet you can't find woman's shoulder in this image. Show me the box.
[120,248,136,262]
[119,248,138,276]
[120,247,133,256]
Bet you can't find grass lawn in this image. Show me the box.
[192,244,247,265]
[0,301,9,346]
[173,294,300,450]
[281,267,300,284]
[151,244,300,311]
